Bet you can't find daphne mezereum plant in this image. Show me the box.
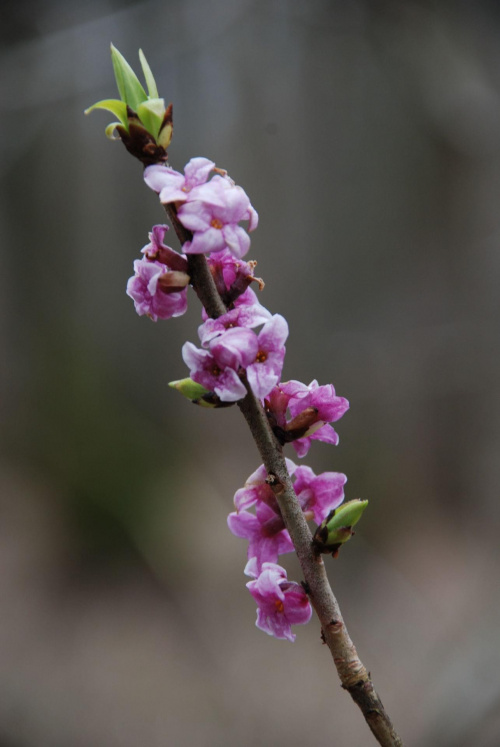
[86,46,403,747]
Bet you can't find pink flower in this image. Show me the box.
[200,286,268,323]
[294,465,346,524]
[209,327,258,371]
[244,559,312,642]
[182,320,280,402]
[207,249,263,306]
[246,315,288,400]
[233,460,345,525]
[233,459,297,512]
[126,258,188,321]
[204,315,287,400]
[181,342,248,402]
[265,379,349,457]
[228,502,294,570]
[207,248,255,290]
[282,379,349,423]
[143,158,216,204]
[186,313,287,401]
[198,305,272,347]
[178,176,258,258]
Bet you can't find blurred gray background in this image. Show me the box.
[1,0,500,745]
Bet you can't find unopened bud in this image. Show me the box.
[168,378,233,408]
[157,271,190,291]
[313,499,368,556]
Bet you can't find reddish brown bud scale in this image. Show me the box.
[117,112,168,166]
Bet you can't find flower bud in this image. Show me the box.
[157,270,190,292]
[168,378,233,408]
[313,499,368,556]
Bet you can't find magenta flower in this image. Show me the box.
[233,461,344,524]
[266,379,349,457]
[293,465,347,524]
[207,248,255,290]
[198,314,287,400]
[200,286,268,323]
[181,342,248,402]
[234,459,297,512]
[209,327,258,371]
[228,502,294,569]
[207,249,264,306]
[246,315,288,400]
[284,380,349,457]
[198,305,272,347]
[126,258,188,321]
[283,379,349,423]
[244,558,312,642]
[183,324,273,402]
[234,287,263,309]
[143,157,216,204]
[178,176,258,258]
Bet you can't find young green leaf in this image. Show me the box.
[139,49,159,99]
[110,43,148,110]
[137,98,166,139]
[104,122,123,140]
[84,99,128,129]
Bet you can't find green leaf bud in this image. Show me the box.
[168,379,234,409]
[85,45,172,164]
[313,499,368,556]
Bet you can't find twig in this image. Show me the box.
[165,204,404,746]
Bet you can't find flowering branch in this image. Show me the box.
[86,46,404,747]
[168,205,403,747]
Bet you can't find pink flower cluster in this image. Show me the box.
[144,157,258,258]
[126,225,190,321]
[128,156,351,642]
[127,159,260,329]
[228,459,346,641]
[183,308,288,402]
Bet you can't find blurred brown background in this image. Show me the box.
[1,1,500,745]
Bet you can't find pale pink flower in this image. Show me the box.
[244,559,312,642]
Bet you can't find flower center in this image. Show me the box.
[211,218,224,230]
[211,364,221,376]
[256,350,267,363]
[274,599,284,614]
